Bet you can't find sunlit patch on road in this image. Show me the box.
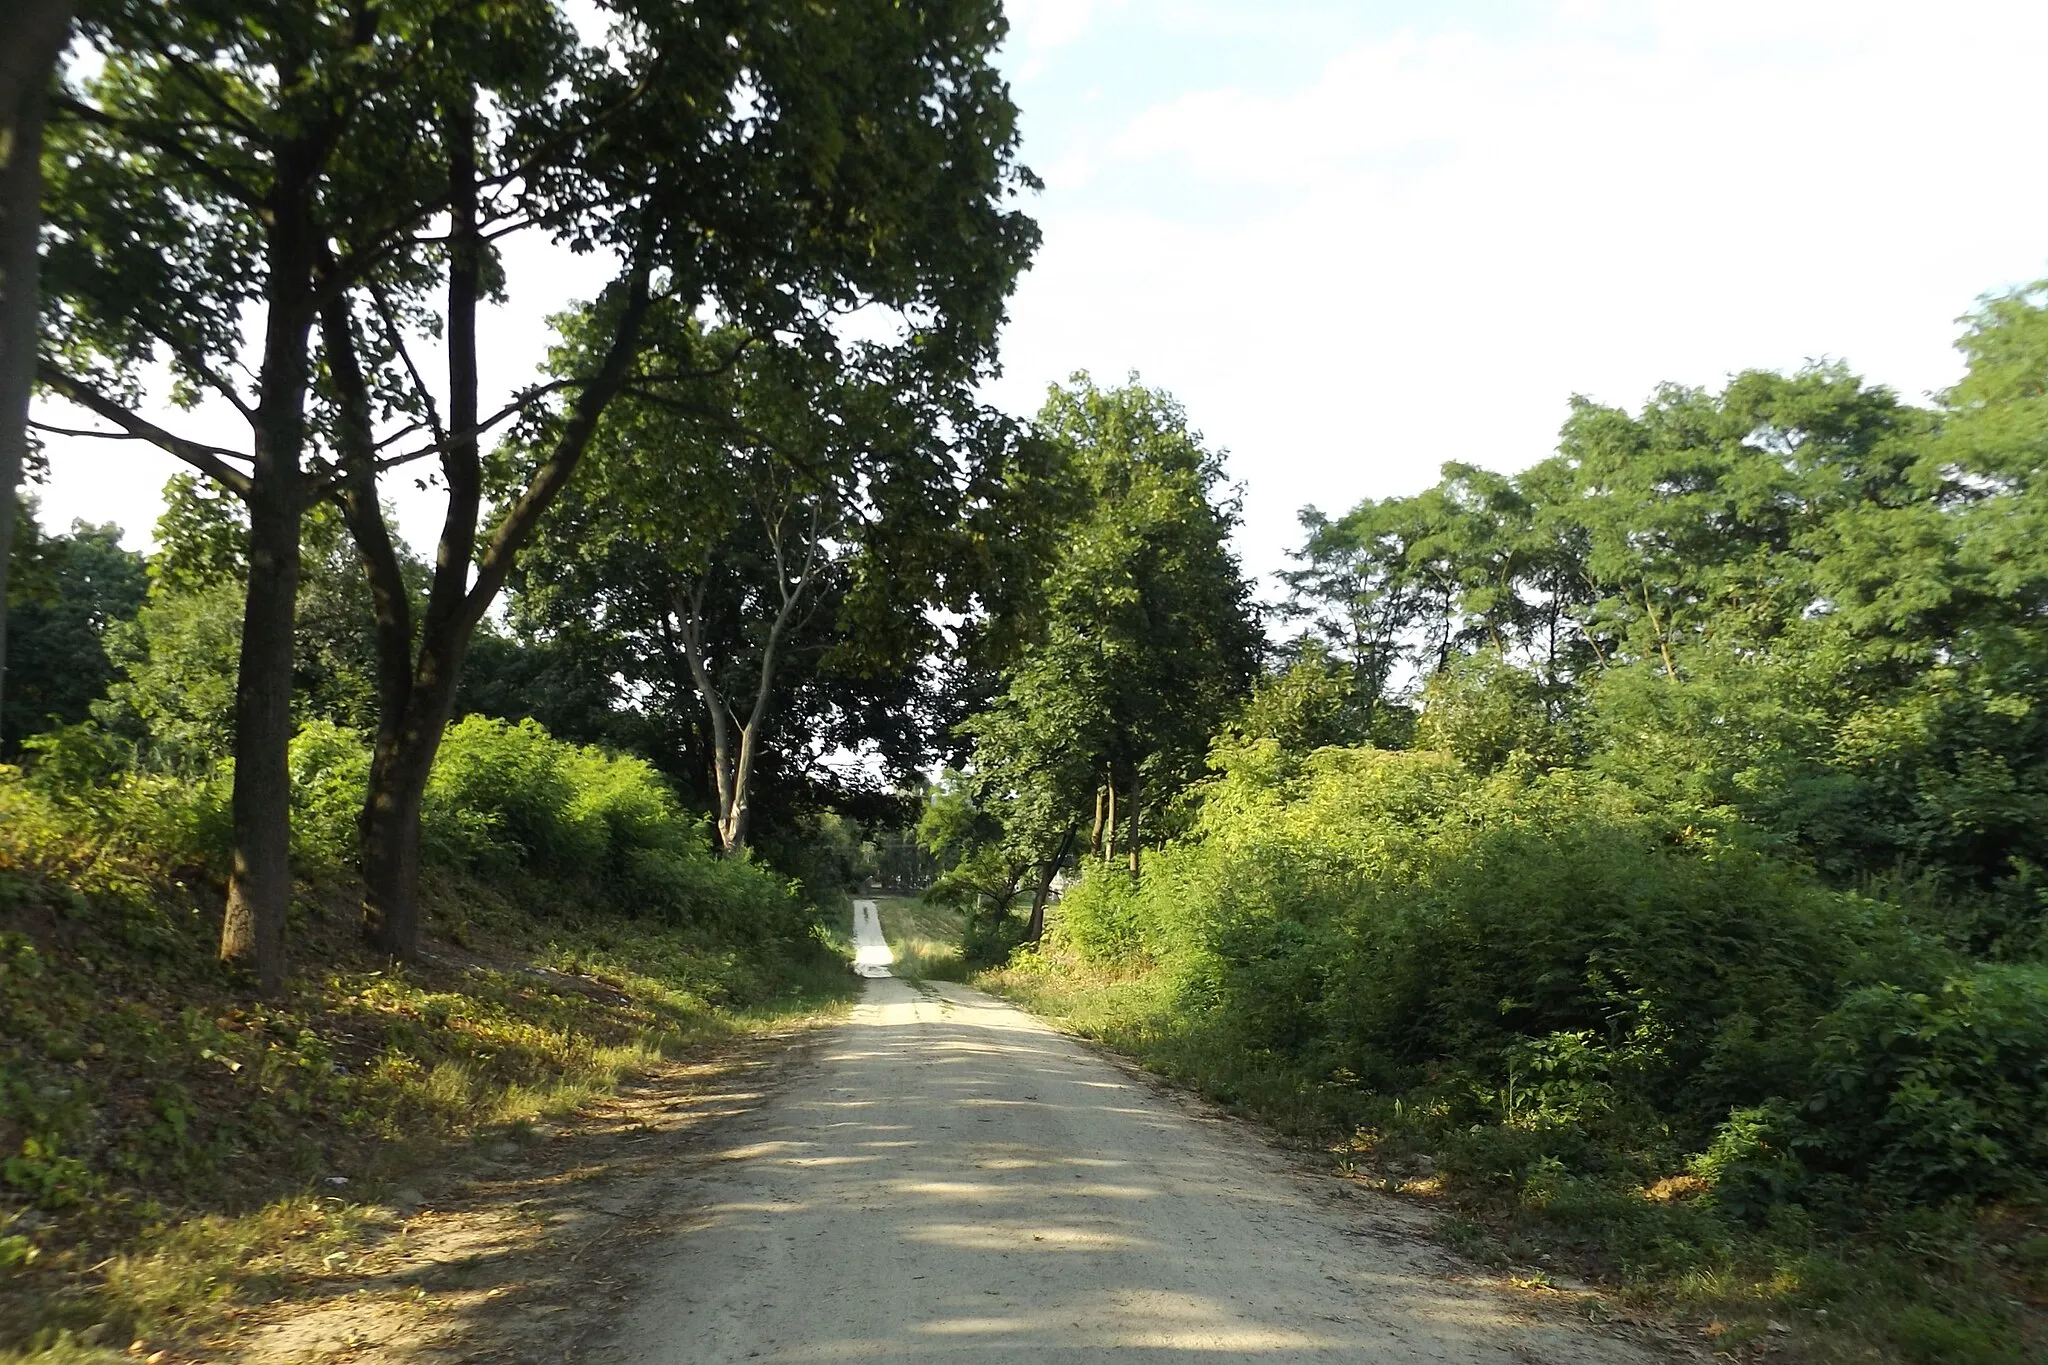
[851,898,894,978]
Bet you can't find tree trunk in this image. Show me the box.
[0,5,69,734]
[345,237,656,957]
[360,95,481,959]
[719,765,751,852]
[360,732,429,951]
[677,504,819,857]
[1089,785,1104,857]
[1102,781,1116,865]
[360,690,461,956]
[1126,780,1143,880]
[320,270,435,959]
[1025,826,1074,943]
[219,142,320,994]
[219,486,301,993]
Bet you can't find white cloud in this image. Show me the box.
[1002,0,1124,75]
[988,0,2048,586]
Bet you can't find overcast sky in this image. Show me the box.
[31,0,2048,594]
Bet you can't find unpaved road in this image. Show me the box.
[606,902,1668,1364]
[852,896,895,978]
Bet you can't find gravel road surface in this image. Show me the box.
[610,902,1664,1363]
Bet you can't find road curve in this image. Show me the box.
[610,970,1663,1363]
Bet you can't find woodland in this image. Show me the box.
[0,0,2045,1361]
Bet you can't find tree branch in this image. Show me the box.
[50,96,267,208]
[320,291,417,728]
[35,363,253,496]
[463,250,657,627]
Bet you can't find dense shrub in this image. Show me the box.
[7,728,231,882]
[11,715,812,947]
[288,720,370,867]
[1045,740,2047,1209]
[279,716,807,937]
[1797,963,2048,1203]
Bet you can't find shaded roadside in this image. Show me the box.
[223,1018,836,1364]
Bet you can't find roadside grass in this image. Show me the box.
[981,942,2048,1365]
[871,896,966,981]
[0,844,855,1361]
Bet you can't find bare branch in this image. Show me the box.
[368,281,445,447]
[35,363,254,497]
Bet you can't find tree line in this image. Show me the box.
[2,0,1038,993]
[930,290,2048,1358]
[926,286,2048,973]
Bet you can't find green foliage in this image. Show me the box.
[276,714,818,943]
[3,506,146,753]
[917,768,1032,917]
[0,766,850,1353]
[1279,299,2048,959]
[96,582,243,770]
[1798,964,2048,1203]
[1415,649,1571,771]
[1051,745,1936,1154]
[286,721,370,869]
[1226,643,1371,754]
[962,375,1261,890]
[81,485,399,774]
[985,290,2048,1350]
[510,304,1041,854]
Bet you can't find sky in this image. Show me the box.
[29,0,2048,595]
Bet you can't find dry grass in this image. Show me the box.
[871,895,966,980]
[0,847,854,1361]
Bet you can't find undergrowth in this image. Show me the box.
[873,895,967,981]
[985,946,2047,1363]
[979,743,2048,1365]
[0,750,855,1360]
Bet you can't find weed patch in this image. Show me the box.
[0,777,854,1358]
[984,940,2048,1364]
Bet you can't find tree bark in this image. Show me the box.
[1102,781,1116,865]
[218,134,322,994]
[356,94,483,957]
[322,290,427,960]
[0,2,70,738]
[1025,825,1074,943]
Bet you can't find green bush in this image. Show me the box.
[8,714,813,949]
[3,741,231,884]
[273,715,811,938]
[423,716,602,875]
[1046,740,1984,1202]
[287,719,370,868]
[1799,962,2048,1203]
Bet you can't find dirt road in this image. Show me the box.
[607,910,1668,1364]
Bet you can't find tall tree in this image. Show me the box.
[966,376,1260,902]
[35,0,584,989]
[0,0,75,762]
[515,310,1034,855]
[320,0,1037,950]
[3,498,145,751]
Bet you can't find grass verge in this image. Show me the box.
[981,943,2048,1365]
[871,895,966,981]
[0,853,854,1361]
